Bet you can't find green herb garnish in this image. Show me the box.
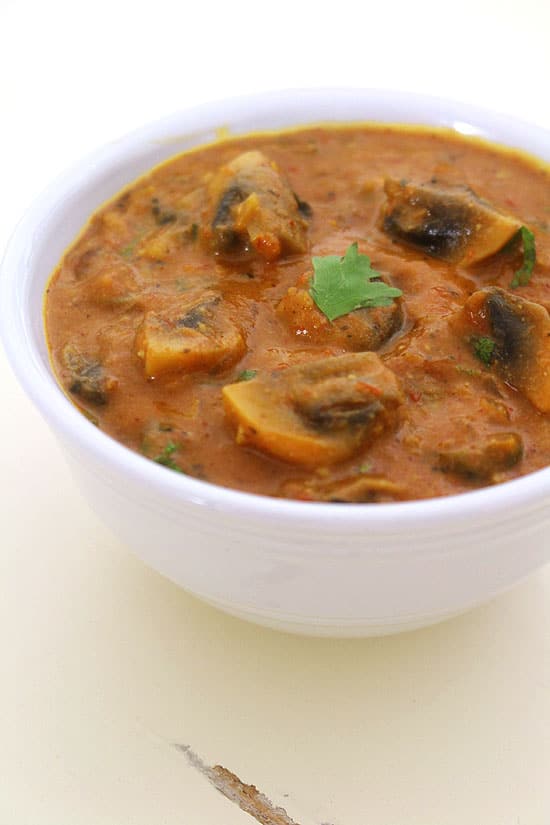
[511,226,536,288]
[310,242,402,322]
[151,197,177,226]
[359,460,374,473]
[153,441,183,472]
[120,228,148,259]
[455,364,481,377]
[120,242,137,259]
[473,336,496,366]
[236,369,258,382]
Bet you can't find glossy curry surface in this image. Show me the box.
[45,125,550,501]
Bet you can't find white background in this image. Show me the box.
[1,1,550,823]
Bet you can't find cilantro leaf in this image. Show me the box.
[473,336,496,366]
[359,460,374,473]
[310,243,402,322]
[236,369,258,382]
[511,226,536,288]
[153,441,184,472]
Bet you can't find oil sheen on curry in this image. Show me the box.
[45,125,550,502]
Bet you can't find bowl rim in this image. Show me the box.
[2,86,550,533]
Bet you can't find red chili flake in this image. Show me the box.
[407,388,422,402]
[356,381,383,397]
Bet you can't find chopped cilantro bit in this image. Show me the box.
[153,441,184,472]
[455,364,481,377]
[151,197,177,225]
[120,243,136,259]
[120,229,147,259]
[310,242,402,322]
[511,226,536,288]
[473,336,496,366]
[236,369,258,382]
[359,460,374,473]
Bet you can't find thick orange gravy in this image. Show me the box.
[45,125,550,502]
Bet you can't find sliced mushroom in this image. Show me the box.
[277,281,402,350]
[438,432,523,479]
[62,344,118,405]
[281,474,404,502]
[207,151,309,261]
[135,291,246,378]
[464,286,550,412]
[137,221,199,262]
[382,179,522,264]
[223,352,403,466]
[83,258,141,307]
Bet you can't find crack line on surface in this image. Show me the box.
[175,743,304,825]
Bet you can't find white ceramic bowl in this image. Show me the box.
[2,88,550,637]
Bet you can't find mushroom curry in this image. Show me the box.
[44,125,550,502]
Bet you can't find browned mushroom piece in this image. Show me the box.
[223,352,403,466]
[206,150,309,261]
[438,432,523,480]
[382,179,522,264]
[463,286,550,412]
[135,290,246,378]
[84,259,142,308]
[277,279,403,350]
[71,246,142,307]
[281,474,405,502]
[62,344,118,405]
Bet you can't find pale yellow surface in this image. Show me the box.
[3,362,550,824]
[2,1,550,822]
